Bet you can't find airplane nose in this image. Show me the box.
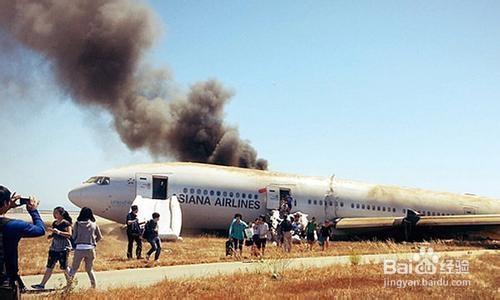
[68,188,82,206]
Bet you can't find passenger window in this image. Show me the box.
[377,206,381,211]
[236,192,240,198]
[203,190,208,195]
[216,191,221,196]
[366,205,370,210]
[319,201,323,206]
[183,188,188,193]
[308,199,312,205]
[392,208,396,213]
[314,200,317,205]
[242,193,246,198]
[361,204,365,209]
[190,188,195,194]
[351,203,354,208]
[197,189,201,195]
[382,207,386,212]
[254,195,258,200]
[356,204,360,209]
[210,190,214,196]
[340,202,344,207]
[223,191,227,197]
[229,192,234,197]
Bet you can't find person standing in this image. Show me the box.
[250,219,260,257]
[319,220,332,251]
[126,205,142,260]
[280,215,293,253]
[0,186,45,298]
[286,195,293,213]
[69,207,102,289]
[305,217,317,251]
[228,213,248,258]
[31,207,73,289]
[143,213,161,261]
[256,215,269,257]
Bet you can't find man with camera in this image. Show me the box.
[0,185,45,298]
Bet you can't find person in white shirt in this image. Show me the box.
[255,215,269,257]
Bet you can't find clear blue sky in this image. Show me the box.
[1,0,500,210]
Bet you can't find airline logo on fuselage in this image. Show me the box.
[177,193,261,210]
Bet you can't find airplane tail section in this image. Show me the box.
[132,195,183,241]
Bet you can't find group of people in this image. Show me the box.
[125,205,162,261]
[228,213,269,258]
[0,185,163,299]
[304,217,335,251]
[227,211,335,257]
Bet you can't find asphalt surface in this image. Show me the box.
[22,249,498,292]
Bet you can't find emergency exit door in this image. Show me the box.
[136,174,169,200]
[266,185,280,209]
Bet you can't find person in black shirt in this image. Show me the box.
[31,207,73,290]
[126,205,142,259]
[143,212,161,261]
[319,220,332,251]
[279,216,293,253]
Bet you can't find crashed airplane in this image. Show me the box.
[68,162,500,241]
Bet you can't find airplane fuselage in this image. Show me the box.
[68,162,500,234]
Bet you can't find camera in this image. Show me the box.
[18,197,30,206]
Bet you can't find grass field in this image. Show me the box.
[18,221,497,276]
[32,253,499,299]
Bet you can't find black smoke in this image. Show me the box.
[0,0,267,169]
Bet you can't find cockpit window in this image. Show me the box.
[85,176,110,185]
[85,177,98,184]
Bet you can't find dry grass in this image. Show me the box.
[18,221,496,276]
[35,253,499,299]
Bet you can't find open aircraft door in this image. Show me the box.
[132,195,182,241]
[136,173,153,198]
[266,185,280,210]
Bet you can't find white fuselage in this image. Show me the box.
[68,162,500,231]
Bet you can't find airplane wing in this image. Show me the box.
[333,212,500,241]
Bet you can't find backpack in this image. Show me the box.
[142,220,154,240]
[129,220,142,237]
[0,218,19,300]
[225,239,233,256]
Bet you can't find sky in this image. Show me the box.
[1,0,500,210]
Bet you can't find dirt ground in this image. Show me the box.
[31,253,500,299]
[18,220,497,276]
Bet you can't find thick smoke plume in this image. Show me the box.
[0,0,267,170]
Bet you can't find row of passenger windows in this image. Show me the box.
[306,199,453,216]
[351,203,397,212]
[182,188,259,200]
[350,203,453,216]
[308,199,345,207]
